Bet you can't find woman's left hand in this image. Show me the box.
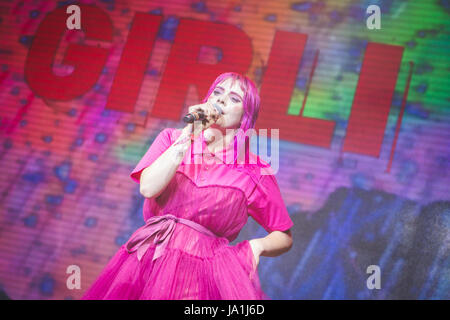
[248,239,264,267]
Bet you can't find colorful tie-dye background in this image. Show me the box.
[0,0,448,299]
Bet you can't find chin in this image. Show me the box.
[212,120,226,128]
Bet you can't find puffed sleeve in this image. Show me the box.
[247,173,294,233]
[130,128,175,183]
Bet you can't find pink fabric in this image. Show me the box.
[82,128,293,300]
[126,214,217,262]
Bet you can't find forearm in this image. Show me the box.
[139,131,191,199]
[251,229,293,258]
[139,121,209,199]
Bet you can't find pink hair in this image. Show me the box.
[201,72,261,164]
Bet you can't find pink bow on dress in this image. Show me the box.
[125,214,180,262]
[125,214,217,262]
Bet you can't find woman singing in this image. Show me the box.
[82,72,293,300]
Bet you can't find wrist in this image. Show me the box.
[173,131,192,146]
[250,238,265,256]
[168,140,190,164]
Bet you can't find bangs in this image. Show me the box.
[202,72,260,131]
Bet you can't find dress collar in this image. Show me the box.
[190,130,243,164]
[183,129,273,183]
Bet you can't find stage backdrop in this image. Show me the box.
[0,0,448,300]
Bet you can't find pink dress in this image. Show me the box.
[82,128,294,300]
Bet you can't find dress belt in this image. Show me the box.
[125,214,217,262]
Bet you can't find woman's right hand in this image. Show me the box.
[187,101,221,132]
[170,101,220,159]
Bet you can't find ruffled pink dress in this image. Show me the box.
[82,128,293,300]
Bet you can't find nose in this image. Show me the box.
[216,96,226,107]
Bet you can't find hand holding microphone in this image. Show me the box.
[183,101,223,129]
[173,101,223,151]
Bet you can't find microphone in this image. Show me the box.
[183,103,223,123]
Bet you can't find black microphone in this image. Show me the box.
[183,103,223,123]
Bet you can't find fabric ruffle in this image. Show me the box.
[82,222,268,300]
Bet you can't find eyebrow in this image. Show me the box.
[216,86,243,101]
